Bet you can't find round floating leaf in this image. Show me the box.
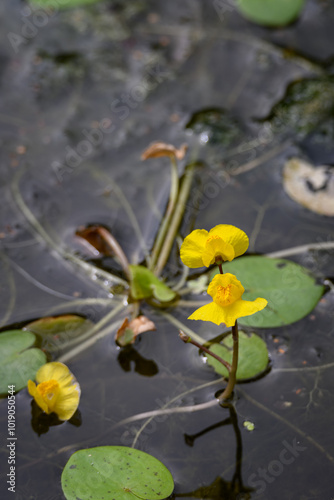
[206,331,269,380]
[25,315,94,353]
[236,0,305,27]
[130,265,176,302]
[211,256,325,327]
[0,330,47,394]
[61,446,174,500]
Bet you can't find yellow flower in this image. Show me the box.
[188,273,267,327]
[27,362,80,421]
[180,224,249,268]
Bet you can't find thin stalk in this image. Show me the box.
[154,163,195,276]
[57,302,126,363]
[94,227,130,280]
[149,157,179,271]
[218,321,239,403]
[179,331,231,372]
[160,311,207,345]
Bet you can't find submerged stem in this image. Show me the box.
[154,163,195,276]
[149,157,179,271]
[218,321,239,403]
[179,330,232,372]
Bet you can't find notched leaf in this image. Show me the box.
[129,265,177,303]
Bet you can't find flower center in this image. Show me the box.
[202,236,235,267]
[215,284,234,306]
[37,380,60,411]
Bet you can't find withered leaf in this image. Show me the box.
[141,142,188,161]
[116,316,156,347]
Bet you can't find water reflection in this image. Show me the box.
[117,345,159,376]
[178,405,253,500]
[30,401,82,436]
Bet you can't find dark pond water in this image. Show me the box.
[1,1,334,499]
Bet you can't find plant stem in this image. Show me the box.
[154,163,195,276]
[179,331,232,372]
[149,157,179,271]
[218,320,239,403]
[93,227,131,280]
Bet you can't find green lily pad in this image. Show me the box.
[129,265,176,302]
[236,0,305,27]
[266,79,334,137]
[61,446,174,500]
[30,0,102,9]
[0,330,47,394]
[211,256,325,327]
[25,314,94,353]
[206,331,269,380]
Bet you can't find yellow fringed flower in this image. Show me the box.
[180,224,249,268]
[27,362,81,421]
[188,273,267,327]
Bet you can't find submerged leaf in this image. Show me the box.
[61,446,174,500]
[206,331,269,381]
[25,315,94,353]
[211,256,325,327]
[236,0,305,27]
[30,0,101,8]
[266,78,334,137]
[283,158,334,216]
[129,265,176,302]
[0,330,46,394]
[185,108,242,146]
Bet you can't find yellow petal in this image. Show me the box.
[32,362,81,420]
[209,225,249,258]
[188,295,267,327]
[202,237,235,267]
[180,229,208,268]
[28,380,50,414]
[36,362,73,387]
[221,297,268,327]
[53,383,81,421]
[188,302,225,325]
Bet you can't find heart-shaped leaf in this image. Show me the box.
[61,446,174,500]
[211,256,325,327]
[129,265,176,302]
[206,331,269,380]
[0,330,47,394]
[236,0,305,27]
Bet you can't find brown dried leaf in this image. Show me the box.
[76,225,130,278]
[116,316,156,347]
[141,142,188,161]
[76,226,114,256]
